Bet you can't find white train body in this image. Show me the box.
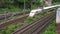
[29,5,60,17]
[29,9,42,17]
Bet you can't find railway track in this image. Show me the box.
[12,12,56,34]
[0,11,30,20]
[0,15,28,31]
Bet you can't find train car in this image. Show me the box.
[29,9,42,17]
[29,5,60,17]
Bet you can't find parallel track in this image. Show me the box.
[0,15,28,31]
[12,12,56,34]
[0,11,29,20]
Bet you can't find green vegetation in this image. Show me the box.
[0,8,22,14]
[43,20,57,34]
[0,0,59,14]
[52,0,60,5]
[0,0,45,14]
[0,23,23,34]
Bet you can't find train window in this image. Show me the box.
[31,12,34,13]
[36,11,38,13]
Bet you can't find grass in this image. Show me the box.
[0,8,22,14]
[0,5,30,14]
[0,23,23,34]
[43,20,57,34]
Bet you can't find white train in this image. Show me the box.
[29,5,60,17]
[29,9,42,17]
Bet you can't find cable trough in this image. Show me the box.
[12,12,56,34]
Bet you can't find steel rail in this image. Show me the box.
[0,11,30,20]
[0,15,28,31]
[12,12,55,34]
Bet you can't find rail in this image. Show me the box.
[0,11,30,20]
[12,12,56,34]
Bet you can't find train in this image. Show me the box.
[29,5,60,17]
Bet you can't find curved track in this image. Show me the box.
[12,12,56,34]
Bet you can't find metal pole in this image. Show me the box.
[34,0,36,5]
[40,0,44,13]
[30,0,32,11]
[40,0,43,9]
[31,1,32,10]
[4,8,7,22]
[23,0,25,23]
[29,0,32,11]
[5,9,6,21]
[24,0,25,14]
[34,0,37,8]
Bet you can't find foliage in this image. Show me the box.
[0,23,23,34]
[52,0,60,4]
[43,20,57,34]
